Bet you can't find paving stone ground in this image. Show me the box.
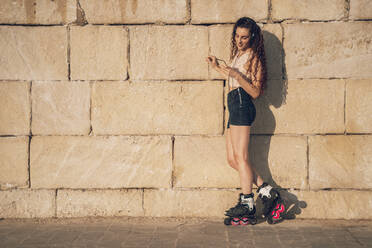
[0,217,371,248]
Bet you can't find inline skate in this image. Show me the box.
[257,182,285,224]
[224,193,257,226]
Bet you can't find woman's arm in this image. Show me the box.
[230,58,265,99]
[205,56,230,79]
[206,55,263,99]
[229,69,261,99]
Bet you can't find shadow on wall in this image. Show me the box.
[250,30,307,221]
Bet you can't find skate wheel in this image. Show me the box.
[249,218,257,225]
[231,218,240,226]
[272,210,280,220]
[239,217,249,225]
[224,217,232,225]
[271,209,276,216]
[276,203,285,213]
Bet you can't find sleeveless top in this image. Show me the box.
[227,51,252,88]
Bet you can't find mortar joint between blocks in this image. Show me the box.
[306,136,310,191]
[268,0,273,23]
[171,136,175,189]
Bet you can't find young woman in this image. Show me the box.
[206,17,284,225]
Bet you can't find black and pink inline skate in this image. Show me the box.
[257,182,285,224]
[224,193,257,226]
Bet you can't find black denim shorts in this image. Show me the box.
[227,87,256,128]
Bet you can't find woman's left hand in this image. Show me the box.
[228,67,240,79]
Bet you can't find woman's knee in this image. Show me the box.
[227,156,237,169]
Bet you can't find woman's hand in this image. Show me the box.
[205,55,219,69]
[206,55,240,78]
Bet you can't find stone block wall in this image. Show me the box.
[0,0,371,220]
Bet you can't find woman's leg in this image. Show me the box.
[225,127,238,170]
[229,125,264,193]
[226,127,263,186]
[226,128,263,187]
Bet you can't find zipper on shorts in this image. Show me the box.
[238,87,242,106]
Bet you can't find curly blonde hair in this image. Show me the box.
[230,17,267,96]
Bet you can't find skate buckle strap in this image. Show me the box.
[241,197,254,211]
[259,185,273,199]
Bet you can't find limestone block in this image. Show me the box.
[271,0,345,21]
[0,137,29,189]
[30,135,172,188]
[173,136,240,188]
[0,26,67,80]
[0,189,55,218]
[92,81,223,135]
[79,0,188,24]
[191,0,268,24]
[209,24,283,80]
[70,25,128,80]
[262,24,284,80]
[350,0,372,19]
[174,135,307,189]
[57,189,143,217]
[251,79,345,134]
[250,136,308,189]
[0,81,30,135]
[346,80,372,133]
[284,22,372,79]
[208,25,233,80]
[288,190,372,219]
[309,135,372,189]
[130,25,208,80]
[144,189,239,217]
[0,0,76,24]
[32,81,90,135]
